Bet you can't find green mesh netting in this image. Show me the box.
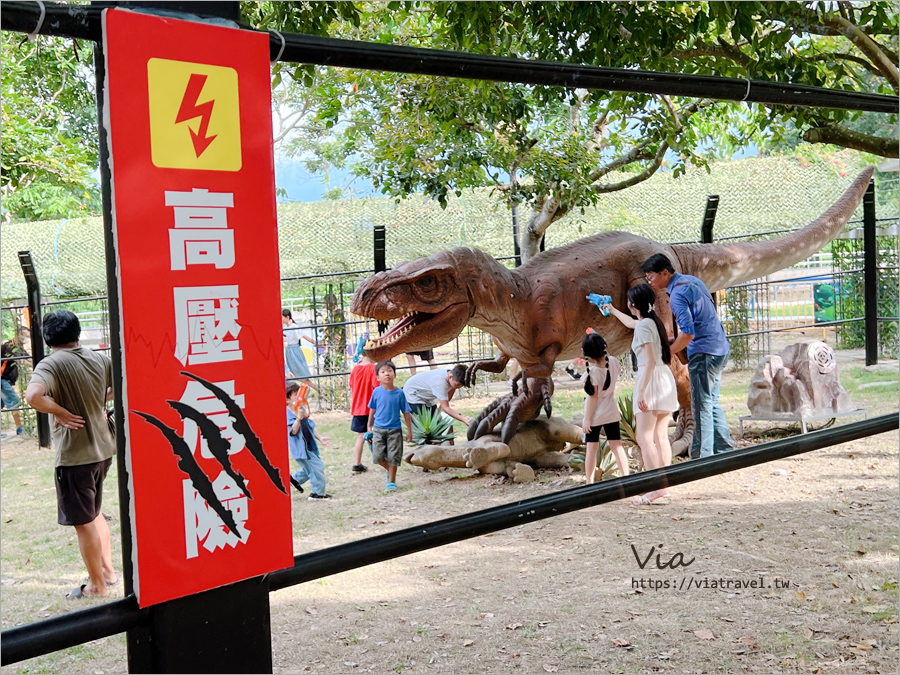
[1,151,880,302]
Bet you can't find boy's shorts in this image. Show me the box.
[371,426,403,466]
[350,415,368,433]
[584,422,621,443]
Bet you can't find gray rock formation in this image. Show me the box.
[747,341,853,418]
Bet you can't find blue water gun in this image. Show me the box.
[352,335,367,363]
[586,293,612,316]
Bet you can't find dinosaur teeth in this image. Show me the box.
[365,340,375,349]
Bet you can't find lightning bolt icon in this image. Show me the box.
[175,73,217,158]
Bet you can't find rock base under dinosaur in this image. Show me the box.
[404,416,584,483]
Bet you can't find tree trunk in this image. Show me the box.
[519,197,563,262]
[804,125,899,158]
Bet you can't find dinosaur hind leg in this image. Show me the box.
[475,400,512,439]
[540,379,554,418]
[500,384,546,444]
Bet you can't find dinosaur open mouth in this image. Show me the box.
[363,304,465,352]
[364,310,434,349]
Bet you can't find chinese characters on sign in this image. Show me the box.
[103,8,293,607]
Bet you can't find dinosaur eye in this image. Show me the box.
[416,275,437,293]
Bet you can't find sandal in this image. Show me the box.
[632,495,652,506]
[66,584,86,599]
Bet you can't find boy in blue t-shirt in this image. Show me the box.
[366,361,413,493]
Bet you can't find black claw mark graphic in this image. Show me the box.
[182,371,287,494]
[133,411,243,539]
[167,400,252,500]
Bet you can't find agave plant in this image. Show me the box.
[568,441,623,480]
[411,407,456,445]
[616,395,638,445]
[596,442,621,480]
[616,394,643,470]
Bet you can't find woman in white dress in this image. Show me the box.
[603,284,678,505]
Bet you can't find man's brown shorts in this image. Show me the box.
[55,458,113,526]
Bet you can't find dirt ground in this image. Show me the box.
[1,353,898,674]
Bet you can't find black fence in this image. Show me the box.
[4,203,898,430]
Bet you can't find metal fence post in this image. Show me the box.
[92,2,274,673]
[511,205,522,267]
[700,195,719,244]
[373,224,387,334]
[863,180,877,366]
[17,251,50,448]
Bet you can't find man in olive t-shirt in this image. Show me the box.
[25,310,117,599]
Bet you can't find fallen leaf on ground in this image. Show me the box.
[542,664,558,672]
[694,629,715,640]
[739,637,758,649]
[462,639,474,647]
[506,622,523,630]
[612,638,631,647]
[305,606,318,615]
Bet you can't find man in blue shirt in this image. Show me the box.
[642,254,734,459]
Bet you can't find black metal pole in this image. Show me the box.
[90,29,152,672]
[700,195,719,244]
[863,180,878,366]
[1,596,145,666]
[511,205,522,267]
[268,413,899,591]
[17,251,50,447]
[373,224,388,334]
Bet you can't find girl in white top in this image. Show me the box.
[581,332,630,484]
[603,284,678,505]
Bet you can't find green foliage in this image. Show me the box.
[724,285,753,370]
[1,33,100,222]
[260,1,897,259]
[616,395,638,447]
[597,443,622,481]
[410,406,455,445]
[877,234,900,359]
[571,441,623,481]
[832,237,867,350]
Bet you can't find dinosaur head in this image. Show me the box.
[350,252,472,361]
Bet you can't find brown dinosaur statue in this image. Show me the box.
[351,167,873,451]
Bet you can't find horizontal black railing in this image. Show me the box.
[1,2,897,113]
[3,414,897,666]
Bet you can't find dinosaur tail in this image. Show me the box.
[671,166,873,292]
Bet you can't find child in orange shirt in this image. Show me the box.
[348,354,379,472]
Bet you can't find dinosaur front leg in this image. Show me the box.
[463,349,511,387]
[519,343,561,397]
